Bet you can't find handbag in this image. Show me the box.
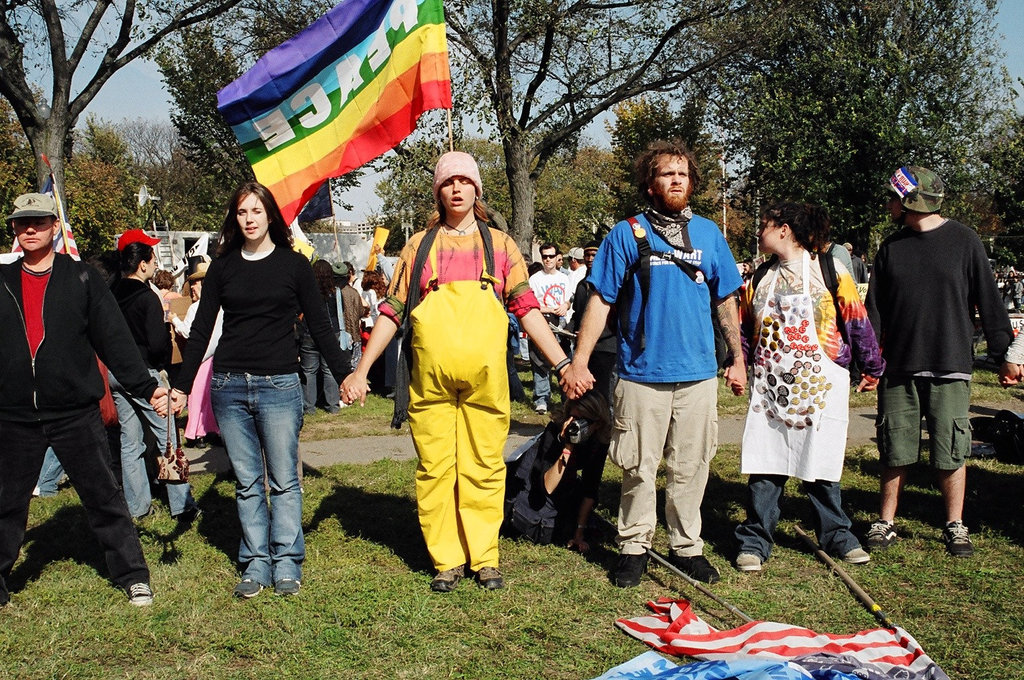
[157,387,190,483]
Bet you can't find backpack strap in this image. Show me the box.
[817,253,850,349]
[750,255,778,294]
[476,221,498,293]
[621,218,652,350]
[391,227,440,429]
[620,216,708,351]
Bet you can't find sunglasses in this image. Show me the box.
[541,253,557,260]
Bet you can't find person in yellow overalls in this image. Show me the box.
[342,152,573,592]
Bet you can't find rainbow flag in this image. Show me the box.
[218,0,451,223]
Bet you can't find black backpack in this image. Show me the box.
[987,410,1024,463]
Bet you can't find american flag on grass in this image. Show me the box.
[616,599,948,680]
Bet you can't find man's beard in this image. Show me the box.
[652,186,689,213]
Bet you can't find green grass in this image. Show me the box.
[4,369,1024,678]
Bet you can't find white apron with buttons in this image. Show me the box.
[741,251,850,482]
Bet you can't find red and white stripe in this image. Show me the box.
[617,599,945,679]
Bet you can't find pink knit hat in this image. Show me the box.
[432,151,483,202]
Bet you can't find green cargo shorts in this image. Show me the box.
[876,376,971,470]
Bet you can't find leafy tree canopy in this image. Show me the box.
[722,0,1012,255]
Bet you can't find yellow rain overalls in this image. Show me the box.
[407,232,511,572]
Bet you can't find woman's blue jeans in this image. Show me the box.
[210,372,304,585]
[35,447,64,496]
[735,474,860,560]
[299,330,339,414]
[109,369,197,518]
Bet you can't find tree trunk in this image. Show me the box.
[504,141,537,259]
[23,113,72,198]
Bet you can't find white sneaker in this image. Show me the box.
[126,582,154,606]
[842,547,871,564]
[735,553,762,572]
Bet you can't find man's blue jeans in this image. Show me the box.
[299,330,339,414]
[210,372,305,585]
[735,474,860,560]
[109,370,197,518]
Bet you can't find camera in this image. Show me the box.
[564,417,592,445]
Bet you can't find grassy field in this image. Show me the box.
[3,369,1024,679]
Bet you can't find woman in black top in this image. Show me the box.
[170,181,347,598]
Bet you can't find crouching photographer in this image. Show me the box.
[503,391,610,552]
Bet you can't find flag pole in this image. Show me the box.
[794,525,896,629]
[446,109,454,152]
[41,155,70,243]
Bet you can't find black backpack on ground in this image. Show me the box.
[984,410,1024,463]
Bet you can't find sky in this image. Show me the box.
[77,2,1024,223]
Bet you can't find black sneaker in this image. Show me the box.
[668,553,720,584]
[865,519,897,550]
[430,565,464,592]
[613,553,649,588]
[274,578,301,596]
[126,582,154,607]
[174,505,202,526]
[942,521,974,557]
[233,579,264,599]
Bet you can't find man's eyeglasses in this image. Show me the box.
[541,253,557,260]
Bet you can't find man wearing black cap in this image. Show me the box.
[865,166,1012,557]
[0,193,165,606]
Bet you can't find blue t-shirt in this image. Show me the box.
[589,213,742,383]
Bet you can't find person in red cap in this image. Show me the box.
[116,229,161,251]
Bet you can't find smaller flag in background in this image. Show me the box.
[297,180,334,223]
[616,599,948,680]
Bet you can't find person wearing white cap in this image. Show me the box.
[341,151,570,592]
[566,246,587,288]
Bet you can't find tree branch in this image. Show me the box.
[69,0,246,121]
